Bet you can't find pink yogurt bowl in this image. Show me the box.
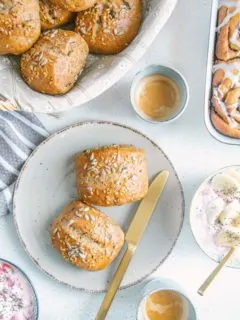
[0,259,38,320]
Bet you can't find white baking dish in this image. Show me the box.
[204,0,240,145]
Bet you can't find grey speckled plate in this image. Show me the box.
[13,121,184,292]
[0,0,178,113]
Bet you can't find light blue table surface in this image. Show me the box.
[2,0,240,319]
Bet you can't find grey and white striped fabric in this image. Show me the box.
[0,112,48,216]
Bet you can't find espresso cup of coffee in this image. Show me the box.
[131,65,189,124]
[137,279,196,320]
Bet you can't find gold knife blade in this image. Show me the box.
[125,170,169,246]
[95,170,169,320]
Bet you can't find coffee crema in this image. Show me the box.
[139,290,188,320]
[135,74,180,121]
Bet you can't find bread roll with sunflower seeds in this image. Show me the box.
[75,0,142,54]
[75,145,148,206]
[39,0,74,30]
[49,0,96,12]
[0,0,41,55]
[51,201,124,271]
[20,29,89,95]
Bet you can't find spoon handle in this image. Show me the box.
[198,247,236,296]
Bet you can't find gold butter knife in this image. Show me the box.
[95,170,169,320]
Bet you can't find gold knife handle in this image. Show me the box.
[95,244,135,320]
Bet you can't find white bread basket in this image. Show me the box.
[0,0,178,113]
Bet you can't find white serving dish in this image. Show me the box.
[0,0,178,113]
[13,121,184,292]
[204,0,240,145]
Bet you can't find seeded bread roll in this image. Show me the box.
[39,0,74,30]
[75,0,142,54]
[49,0,96,12]
[20,29,89,95]
[0,0,41,55]
[51,201,124,271]
[75,145,148,206]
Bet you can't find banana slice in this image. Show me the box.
[216,230,240,248]
[232,216,240,228]
[212,173,240,195]
[225,168,240,184]
[206,198,225,225]
[219,200,240,227]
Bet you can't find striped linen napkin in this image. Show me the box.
[0,112,48,216]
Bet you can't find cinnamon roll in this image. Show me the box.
[211,59,240,138]
[216,1,240,61]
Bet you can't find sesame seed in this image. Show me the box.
[89,215,95,222]
[79,252,86,259]
[68,219,75,227]
[80,27,87,34]
[75,213,83,218]
[77,207,85,212]
[84,214,90,221]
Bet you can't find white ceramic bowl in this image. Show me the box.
[0,0,178,113]
[137,278,197,320]
[190,166,240,268]
[0,258,39,319]
[130,65,189,124]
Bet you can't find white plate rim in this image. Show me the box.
[13,121,185,293]
[189,165,240,269]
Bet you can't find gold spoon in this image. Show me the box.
[198,246,236,296]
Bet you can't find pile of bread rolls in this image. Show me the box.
[51,145,148,271]
[0,0,142,95]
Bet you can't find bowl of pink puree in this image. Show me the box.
[0,259,38,320]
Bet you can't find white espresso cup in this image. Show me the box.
[137,278,197,320]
